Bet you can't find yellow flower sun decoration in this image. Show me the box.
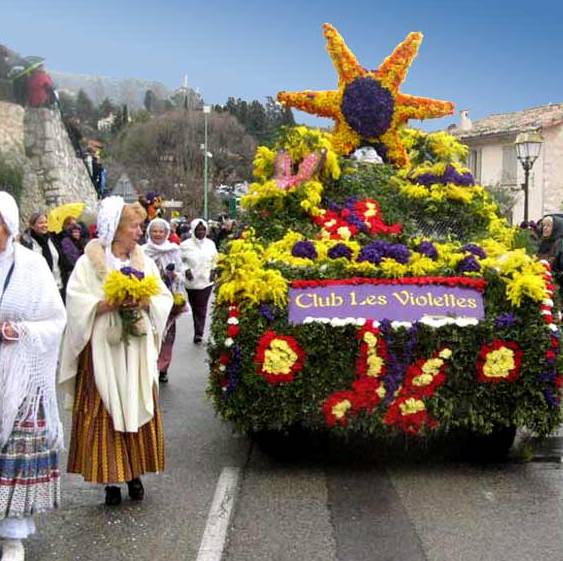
[277,24,455,167]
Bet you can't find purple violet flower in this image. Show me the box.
[457,255,481,273]
[494,313,517,329]
[292,240,317,260]
[259,304,276,321]
[225,344,242,398]
[386,244,411,264]
[415,241,438,260]
[120,266,145,280]
[415,164,475,187]
[328,243,353,260]
[462,243,487,259]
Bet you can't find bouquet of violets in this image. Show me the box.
[103,266,160,344]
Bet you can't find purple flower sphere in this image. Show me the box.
[462,244,487,259]
[341,77,394,138]
[457,255,481,273]
[328,243,353,260]
[291,240,317,260]
[415,241,438,260]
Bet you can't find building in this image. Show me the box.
[450,104,563,222]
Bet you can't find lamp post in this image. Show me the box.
[515,131,543,222]
[203,105,211,220]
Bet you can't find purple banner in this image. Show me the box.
[288,282,484,324]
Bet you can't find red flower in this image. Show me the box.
[401,352,448,398]
[356,322,388,379]
[291,276,487,291]
[351,378,386,411]
[254,330,305,384]
[476,340,523,383]
[322,391,359,427]
[219,353,230,366]
[383,397,437,435]
[227,324,240,338]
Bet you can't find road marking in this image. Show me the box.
[196,467,241,561]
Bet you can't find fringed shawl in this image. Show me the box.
[0,244,66,448]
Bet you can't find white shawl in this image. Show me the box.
[59,239,173,433]
[143,218,185,276]
[180,219,218,290]
[0,243,66,448]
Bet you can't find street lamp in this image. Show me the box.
[515,131,543,222]
[203,105,211,221]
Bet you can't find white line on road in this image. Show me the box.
[196,467,241,561]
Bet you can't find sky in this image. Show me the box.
[2,0,563,130]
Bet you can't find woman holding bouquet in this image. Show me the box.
[60,197,173,506]
[142,218,186,383]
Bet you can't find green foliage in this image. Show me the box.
[218,96,295,145]
[208,293,561,437]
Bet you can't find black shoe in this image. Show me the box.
[105,485,122,506]
[193,335,202,344]
[159,371,168,383]
[127,478,144,501]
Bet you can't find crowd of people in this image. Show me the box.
[0,192,220,560]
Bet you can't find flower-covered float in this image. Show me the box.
[208,24,562,448]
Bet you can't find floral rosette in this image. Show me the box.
[323,390,359,427]
[103,266,160,344]
[254,330,305,384]
[383,397,437,435]
[476,340,523,383]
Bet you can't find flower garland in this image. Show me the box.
[356,322,388,379]
[254,330,305,384]
[291,276,487,291]
[476,340,523,383]
[216,305,242,396]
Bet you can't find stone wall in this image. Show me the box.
[0,100,97,224]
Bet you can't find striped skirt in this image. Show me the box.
[0,415,61,519]
[67,345,165,484]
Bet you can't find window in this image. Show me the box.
[501,145,517,188]
[467,148,482,182]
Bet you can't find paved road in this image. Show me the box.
[26,313,563,561]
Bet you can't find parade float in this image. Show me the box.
[207,24,562,450]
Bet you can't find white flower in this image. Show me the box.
[227,317,240,325]
[391,321,412,330]
[224,337,234,348]
[541,310,552,316]
[420,316,449,328]
[542,299,554,307]
[355,318,367,326]
[455,317,478,327]
[304,317,314,324]
[549,324,559,333]
[219,364,226,372]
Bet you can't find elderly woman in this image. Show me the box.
[143,218,185,383]
[20,212,63,297]
[0,192,66,561]
[60,197,173,506]
[180,219,217,344]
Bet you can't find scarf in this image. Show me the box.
[29,229,54,270]
[0,193,66,448]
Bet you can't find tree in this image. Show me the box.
[108,108,256,217]
[97,97,116,119]
[75,89,95,123]
[58,91,76,117]
[144,89,156,112]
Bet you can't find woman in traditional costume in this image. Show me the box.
[180,219,217,344]
[0,192,66,561]
[142,218,186,383]
[60,197,173,506]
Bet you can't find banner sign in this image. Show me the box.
[288,280,485,324]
